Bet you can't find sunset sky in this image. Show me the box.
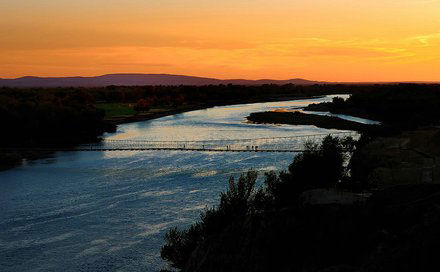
[1,0,440,81]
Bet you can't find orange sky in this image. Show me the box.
[1,0,440,81]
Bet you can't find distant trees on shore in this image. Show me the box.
[0,88,116,170]
[305,84,440,130]
[134,98,153,112]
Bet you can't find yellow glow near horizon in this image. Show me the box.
[1,0,440,81]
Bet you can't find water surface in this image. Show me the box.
[1,95,359,271]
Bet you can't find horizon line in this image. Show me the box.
[0,73,439,84]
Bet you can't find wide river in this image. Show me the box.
[0,95,370,271]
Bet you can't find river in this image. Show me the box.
[1,95,358,271]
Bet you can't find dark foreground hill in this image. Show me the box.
[0,74,321,87]
[175,184,440,272]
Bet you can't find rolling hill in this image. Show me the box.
[0,74,322,87]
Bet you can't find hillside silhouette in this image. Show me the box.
[0,74,321,87]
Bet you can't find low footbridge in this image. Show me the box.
[75,131,358,153]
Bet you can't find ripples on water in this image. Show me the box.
[0,95,359,271]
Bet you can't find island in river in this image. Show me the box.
[247,110,372,132]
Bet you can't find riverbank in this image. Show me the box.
[102,95,326,125]
[104,104,209,125]
[160,130,440,272]
[247,110,372,131]
[305,102,380,123]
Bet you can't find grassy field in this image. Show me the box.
[96,103,136,117]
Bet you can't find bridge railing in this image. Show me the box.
[73,131,359,152]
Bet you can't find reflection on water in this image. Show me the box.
[1,95,356,272]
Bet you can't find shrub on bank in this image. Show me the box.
[161,136,353,270]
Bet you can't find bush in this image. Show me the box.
[272,135,352,206]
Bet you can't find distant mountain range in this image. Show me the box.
[0,74,323,87]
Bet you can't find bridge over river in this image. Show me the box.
[76,131,358,153]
